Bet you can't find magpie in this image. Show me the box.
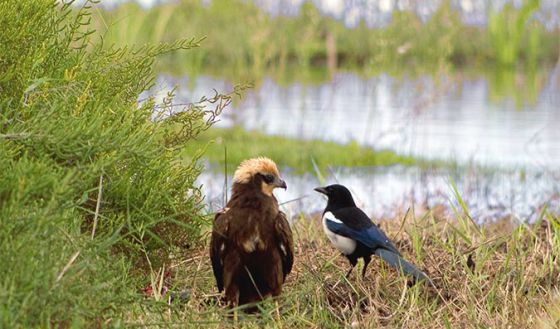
[315,184,433,285]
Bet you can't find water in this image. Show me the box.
[153,70,560,168]
[146,69,560,220]
[199,166,560,222]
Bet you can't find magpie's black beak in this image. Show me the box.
[314,186,328,195]
[275,178,287,190]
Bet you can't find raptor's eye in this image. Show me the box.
[263,174,274,184]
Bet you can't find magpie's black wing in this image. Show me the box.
[326,207,434,285]
[326,207,401,255]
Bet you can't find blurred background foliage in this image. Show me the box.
[92,0,559,83]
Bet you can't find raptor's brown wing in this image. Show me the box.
[275,211,294,281]
[209,208,229,292]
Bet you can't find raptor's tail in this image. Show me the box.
[375,249,435,287]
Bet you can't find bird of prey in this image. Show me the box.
[315,184,433,285]
[210,157,294,307]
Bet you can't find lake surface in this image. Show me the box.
[146,69,560,220]
[198,166,559,223]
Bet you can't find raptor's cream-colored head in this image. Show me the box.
[233,157,287,196]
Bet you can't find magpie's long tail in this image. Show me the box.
[375,249,435,287]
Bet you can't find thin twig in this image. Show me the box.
[0,133,30,140]
[223,145,228,206]
[279,195,309,206]
[56,251,81,283]
[91,174,104,239]
[394,206,412,239]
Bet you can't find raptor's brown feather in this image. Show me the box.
[209,158,294,307]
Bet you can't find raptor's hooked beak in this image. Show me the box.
[314,186,327,195]
[275,178,287,190]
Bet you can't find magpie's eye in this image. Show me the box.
[263,174,274,184]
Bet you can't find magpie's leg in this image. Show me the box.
[346,256,358,278]
[345,266,354,278]
[362,255,371,278]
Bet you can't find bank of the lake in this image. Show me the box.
[180,126,448,174]
[127,210,560,328]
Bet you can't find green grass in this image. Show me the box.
[181,127,421,174]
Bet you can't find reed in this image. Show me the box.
[488,0,542,67]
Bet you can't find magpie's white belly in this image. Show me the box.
[322,212,356,255]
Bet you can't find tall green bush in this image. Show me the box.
[0,0,233,326]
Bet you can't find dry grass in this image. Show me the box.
[125,208,560,328]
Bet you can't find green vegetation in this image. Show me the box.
[3,0,560,327]
[182,127,419,173]
[0,0,236,326]
[92,0,559,82]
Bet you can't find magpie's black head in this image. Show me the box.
[314,184,356,210]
